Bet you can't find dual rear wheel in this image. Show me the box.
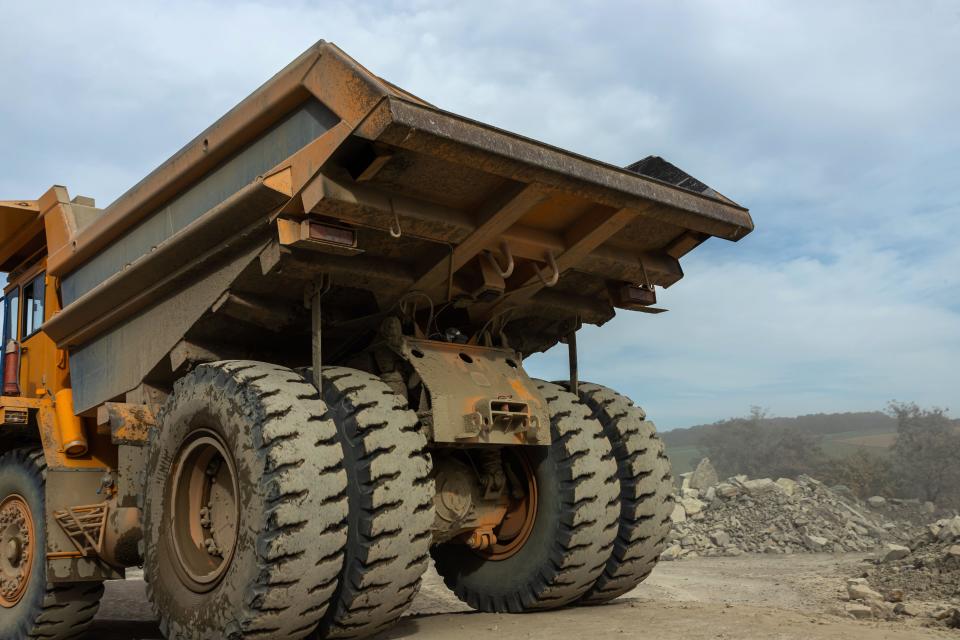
[431,380,674,611]
[432,381,621,611]
[0,362,670,640]
[142,361,349,639]
[142,362,435,640]
[140,363,672,639]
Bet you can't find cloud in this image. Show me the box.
[1,0,958,427]
[526,239,960,426]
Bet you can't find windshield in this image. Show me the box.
[21,274,44,339]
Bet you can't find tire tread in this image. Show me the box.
[316,366,434,640]
[144,361,348,639]
[571,382,674,604]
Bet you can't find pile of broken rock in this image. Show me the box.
[661,458,918,561]
[843,515,960,627]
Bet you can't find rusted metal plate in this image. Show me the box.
[356,97,754,240]
[307,175,685,287]
[399,338,550,446]
[97,402,155,446]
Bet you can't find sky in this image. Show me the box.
[1,1,958,428]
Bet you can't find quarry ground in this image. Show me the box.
[92,554,955,639]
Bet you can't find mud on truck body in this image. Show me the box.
[0,41,752,639]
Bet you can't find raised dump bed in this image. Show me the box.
[36,41,752,413]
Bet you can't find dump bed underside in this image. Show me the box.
[31,41,752,413]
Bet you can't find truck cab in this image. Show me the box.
[1,194,93,446]
[3,257,56,398]
[1,199,51,430]
[0,195,122,637]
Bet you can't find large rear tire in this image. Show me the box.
[0,448,103,640]
[313,367,434,640]
[143,361,348,640]
[431,381,619,612]
[569,382,674,604]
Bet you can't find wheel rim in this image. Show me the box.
[0,494,35,608]
[479,451,538,561]
[168,429,239,593]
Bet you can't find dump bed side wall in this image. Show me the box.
[69,240,266,413]
[61,100,337,305]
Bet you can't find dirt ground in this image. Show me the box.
[92,554,956,639]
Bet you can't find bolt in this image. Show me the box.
[464,530,497,551]
[204,538,221,557]
[465,532,482,550]
[205,459,222,477]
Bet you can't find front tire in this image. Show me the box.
[0,448,103,640]
[431,381,619,612]
[143,361,348,639]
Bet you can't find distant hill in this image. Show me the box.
[662,411,898,475]
[661,411,896,447]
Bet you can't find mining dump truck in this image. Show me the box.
[0,41,752,639]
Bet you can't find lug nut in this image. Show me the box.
[205,459,222,477]
[204,538,221,557]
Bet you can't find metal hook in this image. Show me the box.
[534,251,559,287]
[484,241,515,278]
[388,199,402,238]
[638,255,651,287]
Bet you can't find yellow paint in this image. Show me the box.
[263,167,294,196]
[36,401,115,471]
[1,187,117,471]
[54,389,87,457]
[0,200,39,240]
[18,267,69,396]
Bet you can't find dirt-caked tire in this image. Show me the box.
[142,361,348,640]
[431,381,619,612]
[0,448,103,640]
[312,367,434,640]
[567,382,674,604]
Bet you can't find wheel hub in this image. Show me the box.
[169,430,239,593]
[476,451,538,561]
[0,494,35,608]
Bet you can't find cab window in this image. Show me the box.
[2,288,18,344]
[21,274,44,338]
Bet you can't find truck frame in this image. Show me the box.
[0,41,752,639]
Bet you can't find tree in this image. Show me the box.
[820,449,894,498]
[888,401,960,504]
[699,407,827,479]
[698,406,768,478]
